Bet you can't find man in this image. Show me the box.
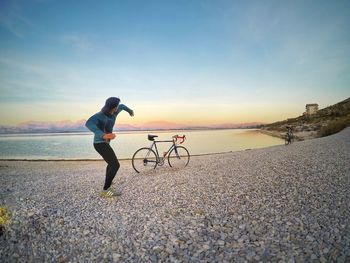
[85,97,134,197]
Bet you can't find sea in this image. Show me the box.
[0,129,283,160]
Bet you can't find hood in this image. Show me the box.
[101,97,120,116]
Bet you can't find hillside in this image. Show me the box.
[261,97,350,140]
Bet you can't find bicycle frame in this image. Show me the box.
[149,139,177,161]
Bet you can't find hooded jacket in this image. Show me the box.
[85,101,133,144]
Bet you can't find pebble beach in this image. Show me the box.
[1,128,350,262]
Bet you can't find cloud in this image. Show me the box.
[0,0,33,38]
[60,34,94,51]
[0,56,103,102]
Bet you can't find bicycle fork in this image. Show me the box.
[174,146,181,159]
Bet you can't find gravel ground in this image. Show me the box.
[1,128,350,262]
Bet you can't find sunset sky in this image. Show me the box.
[0,0,349,127]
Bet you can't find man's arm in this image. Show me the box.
[114,104,134,116]
[85,114,105,139]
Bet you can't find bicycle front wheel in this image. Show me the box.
[290,135,295,143]
[132,147,158,173]
[168,146,190,169]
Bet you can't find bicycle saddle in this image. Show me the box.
[148,135,158,141]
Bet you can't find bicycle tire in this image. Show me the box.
[168,146,190,169]
[285,135,290,145]
[132,147,158,173]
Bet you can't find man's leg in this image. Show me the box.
[94,143,120,190]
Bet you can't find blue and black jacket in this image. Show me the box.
[86,103,133,144]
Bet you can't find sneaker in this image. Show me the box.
[100,187,122,198]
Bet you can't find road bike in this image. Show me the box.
[132,134,190,173]
[285,126,294,145]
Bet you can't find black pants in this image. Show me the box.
[93,143,120,190]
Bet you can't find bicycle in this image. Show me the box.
[132,134,190,173]
[285,126,294,145]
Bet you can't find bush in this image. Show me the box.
[0,206,10,236]
[319,114,350,137]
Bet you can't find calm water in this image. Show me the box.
[0,129,283,160]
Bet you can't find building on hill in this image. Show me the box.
[305,104,318,115]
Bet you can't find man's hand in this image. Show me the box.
[129,110,134,117]
[103,133,116,140]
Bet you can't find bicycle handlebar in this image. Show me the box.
[173,134,186,144]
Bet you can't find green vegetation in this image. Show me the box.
[0,206,10,236]
[319,114,350,137]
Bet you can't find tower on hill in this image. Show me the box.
[305,104,318,115]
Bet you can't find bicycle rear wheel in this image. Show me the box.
[285,135,290,145]
[132,147,158,173]
[168,146,190,169]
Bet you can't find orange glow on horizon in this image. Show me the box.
[0,101,304,126]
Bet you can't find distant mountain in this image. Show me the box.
[18,120,87,132]
[262,97,350,140]
[140,121,184,130]
[0,120,140,134]
[0,119,264,134]
[210,122,264,129]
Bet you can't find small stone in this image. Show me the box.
[239,224,246,230]
[112,243,118,250]
[42,211,49,217]
[166,247,174,254]
[153,245,163,251]
[112,253,121,260]
[246,251,256,260]
[202,244,210,250]
[263,247,270,258]
[194,209,204,215]
[320,256,327,263]
[306,235,314,242]
[27,212,34,217]
[217,240,225,246]
[336,255,345,263]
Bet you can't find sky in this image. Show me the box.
[0,0,349,126]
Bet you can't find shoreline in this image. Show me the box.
[259,128,320,141]
[0,150,255,162]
